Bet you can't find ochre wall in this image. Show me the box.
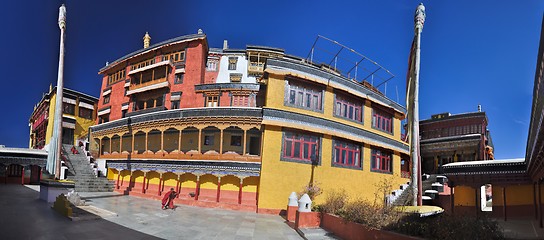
[258,125,407,211]
[258,72,407,212]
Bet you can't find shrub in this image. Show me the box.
[319,189,349,215]
[341,198,405,229]
[299,182,323,201]
[386,214,505,240]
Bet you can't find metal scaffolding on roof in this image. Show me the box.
[305,35,395,91]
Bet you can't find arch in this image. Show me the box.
[111,134,121,154]
[121,133,132,153]
[223,126,244,154]
[220,175,240,203]
[147,130,161,153]
[202,126,220,153]
[92,138,100,154]
[247,127,262,156]
[162,172,178,190]
[163,128,180,153]
[179,173,198,198]
[101,136,111,155]
[181,127,199,153]
[134,131,146,153]
[199,174,219,200]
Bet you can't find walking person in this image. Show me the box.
[161,188,177,210]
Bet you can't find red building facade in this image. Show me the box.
[419,111,494,174]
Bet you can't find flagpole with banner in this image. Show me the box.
[46,4,67,179]
[407,3,426,206]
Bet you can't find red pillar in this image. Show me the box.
[176,175,181,199]
[503,186,507,221]
[39,167,42,182]
[21,166,25,185]
[238,178,243,205]
[158,174,163,196]
[450,186,455,215]
[539,181,542,228]
[116,171,121,189]
[142,173,146,193]
[535,182,538,220]
[475,187,479,216]
[216,176,221,202]
[195,176,200,201]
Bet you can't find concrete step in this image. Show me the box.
[297,228,338,240]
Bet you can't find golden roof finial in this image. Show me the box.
[143,32,151,49]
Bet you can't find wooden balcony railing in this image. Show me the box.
[128,77,169,92]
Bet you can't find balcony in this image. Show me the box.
[126,77,169,95]
[247,62,264,74]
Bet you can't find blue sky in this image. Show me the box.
[0,0,542,159]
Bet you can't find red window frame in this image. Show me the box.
[333,140,361,168]
[371,148,392,173]
[286,79,323,111]
[372,109,392,133]
[335,95,363,122]
[282,132,319,162]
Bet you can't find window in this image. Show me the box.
[228,57,237,70]
[371,148,392,173]
[204,135,214,145]
[335,95,363,122]
[78,108,93,119]
[206,96,218,107]
[230,73,242,82]
[171,100,180,109]
[285,79,323,111]
[206,60,218,71]
[131,58,156,71]
[63,103,75,115]
[232,95,250,107]
[333,140,361,169]
[162,50,185,63]
[372,109,392,133]
[230,136,242,146]
[103,95,110,104]
[174,73,184,84]
[99,114,109,124]
[121,110,127,118]
[108,69,126,85]
[282,131,320,163]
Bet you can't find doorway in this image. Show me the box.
[62,128,74,145]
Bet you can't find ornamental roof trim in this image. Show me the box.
[265,59,406,114]
[99,33,206,73]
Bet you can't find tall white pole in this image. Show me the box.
[47,4,66,179]
[411,3,425,206]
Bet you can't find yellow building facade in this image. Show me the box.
[257,59,409,212]
[29,86,98,149]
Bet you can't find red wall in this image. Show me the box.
[97,38,208,123]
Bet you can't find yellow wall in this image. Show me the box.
[265,73,403,143]
[455,184,538,207]
[258,125,407,210]
[258,71,408,211]
[43,92,97,146]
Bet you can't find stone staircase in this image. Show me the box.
[389,174,449,206]
[62,144,114,192]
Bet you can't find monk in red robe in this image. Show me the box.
[162,188,177,210]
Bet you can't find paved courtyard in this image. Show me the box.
[0,184,301,240]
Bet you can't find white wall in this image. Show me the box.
[216,55,257,83]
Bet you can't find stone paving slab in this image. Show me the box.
[77,191,302,240]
